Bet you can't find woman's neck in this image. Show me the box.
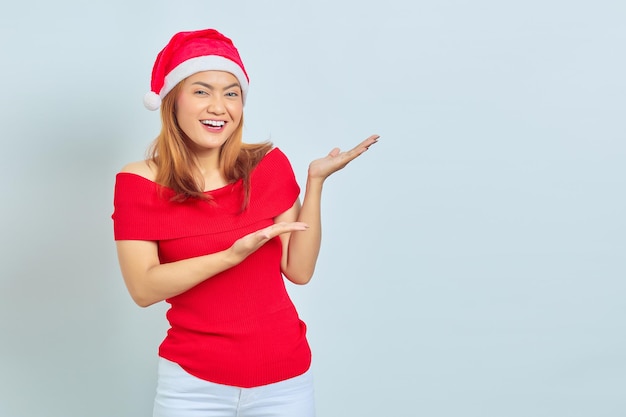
[195,151,227,191]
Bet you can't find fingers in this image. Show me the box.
[328,148,341,157]
[340,134,380,163]
[236,222,308,256]
[354,134,379,152]
[308,134,379,179]
[258,222,308,241]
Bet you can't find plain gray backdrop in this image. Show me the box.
[1,1,624,416]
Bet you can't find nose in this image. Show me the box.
[206,95,226,115]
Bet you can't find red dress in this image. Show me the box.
[112,148,312,388]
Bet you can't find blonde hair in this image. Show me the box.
[148,81,272,209]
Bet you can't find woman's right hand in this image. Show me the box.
[229,222,309,263]
[117,221,309,308]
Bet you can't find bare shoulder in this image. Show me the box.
[119,160,157,182]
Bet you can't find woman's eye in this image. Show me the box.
[194,90,208,96]
[226,91,239,97]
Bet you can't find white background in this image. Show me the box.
[1,1,625,416]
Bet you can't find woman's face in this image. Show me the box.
[175,70,243,155]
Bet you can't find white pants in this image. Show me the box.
[153,358,316,417]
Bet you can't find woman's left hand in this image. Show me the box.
[308,134,379,180]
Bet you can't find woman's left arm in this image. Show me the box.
[276,134,379,284]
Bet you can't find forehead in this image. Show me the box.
[185,70,240,86]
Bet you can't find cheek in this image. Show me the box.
[174,98,197,124]
[230,105,243,123]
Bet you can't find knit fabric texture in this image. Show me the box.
[112,148,312,387]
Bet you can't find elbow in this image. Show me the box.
[122,273,162,307]
[293,276,313,285]
[133,296,156,308]
[126,285,160,308]
[284,269,315,285]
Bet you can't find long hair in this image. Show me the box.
[148,81,272,209]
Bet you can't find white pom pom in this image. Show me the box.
[143,91,162,111]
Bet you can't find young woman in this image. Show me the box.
[112,28,378,417]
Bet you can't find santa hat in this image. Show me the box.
[143,29,249,111]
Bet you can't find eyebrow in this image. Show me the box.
[191,81,241,90]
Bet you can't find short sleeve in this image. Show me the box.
[112,174,163,240]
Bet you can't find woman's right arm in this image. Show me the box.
[116,221,308,307]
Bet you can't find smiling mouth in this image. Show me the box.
[200,120,226,128]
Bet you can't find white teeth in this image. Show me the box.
[201,120,225,127]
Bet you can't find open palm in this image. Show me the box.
[308,134,379,180]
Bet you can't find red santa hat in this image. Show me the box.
[143,28,249,111]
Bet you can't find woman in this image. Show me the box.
[112,28,378,417]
